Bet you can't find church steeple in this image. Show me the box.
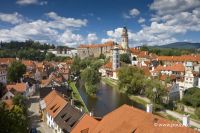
[121,26,129,50]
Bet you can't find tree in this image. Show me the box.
[195,107,200,119]
[182,87,200,108]
[81,67,100,95]
[7,61,26,83]
[0,82,4,97]
[120,53,131,64]
[71,56,81,75]
[13,94,26,110]
[99,53,106,59]
[118,66,145,93]
[0,102,28,133]
[118,66,166,104]
[45,52,56,61]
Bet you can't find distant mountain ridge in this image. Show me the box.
[153,42,200,49]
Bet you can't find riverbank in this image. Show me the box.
[69,82,89,113]
[101,77,149,106]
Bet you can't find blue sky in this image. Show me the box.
[0,0,200,47]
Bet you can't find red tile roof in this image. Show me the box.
[44,90,68,118]
[71,114,99,133]
[3,99,14,110]
[158,55,200,62]
[89,104,197,133]
[78,41,114,48]
[6,83,27,93]
[160,74,176,81]
[0,58,15,64]
[103,61,112,69]
[155,63,185,72]
[21,60,35,67]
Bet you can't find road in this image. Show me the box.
[27,93,53,133]
[164,110,200,129]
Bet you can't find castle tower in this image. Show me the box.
[112,44,120,70]
[121,27,129,50]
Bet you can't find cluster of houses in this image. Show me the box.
[38,89,198,133]
[0,57,72,110]
[0,56,198,132]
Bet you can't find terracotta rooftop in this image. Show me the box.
[157,55,200,62]
[21,60,35,67]
[155,63,185,72]
[44,90,68,118]
[160,74,176,81]
[6,83,27,93]
[141,66,151,76]
[3,99,14,110]
[71,114,99,133]
[103,61,112,69]
[0,58,15,64]
[87,104,197,133]
[78,41,114,48]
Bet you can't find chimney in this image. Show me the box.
[182,114,190,127]
[80,107,83,112]
[70,99,74,106]
[89,112,93,117]
[146,104,153,113]
[179,88,184,100]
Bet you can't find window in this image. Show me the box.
[50,104,57,110]
[64,116,71,123]
[61,113,67,119]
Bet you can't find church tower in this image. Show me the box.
[121,27,129,50]
[112,43,120,70]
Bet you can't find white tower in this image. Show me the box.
[121,27,129,50]
[112,44,120,70]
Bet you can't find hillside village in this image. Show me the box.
[1,27,200,133]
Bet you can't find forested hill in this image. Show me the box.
[0,40,71,61]
[0,40,55,50]
[153,42,200,49]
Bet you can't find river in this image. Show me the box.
[77,80,145,117]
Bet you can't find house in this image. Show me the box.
[0,58,15,65]
[57,62,70,80]
[72,104,197,133]
[2,88,18,100]
[42,90,68,129]
[6,83,31,97]
[40,90,83,133]
[22,60,36,72]
[157,55,200,66]
[165,83,180,103]
[152,63,185,78]
[0,64,7,84]
[54,103,84,133]
[40,72,66,87]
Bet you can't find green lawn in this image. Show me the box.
[69,82,89,113]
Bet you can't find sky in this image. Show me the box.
[0,0,200,47]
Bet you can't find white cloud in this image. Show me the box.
[16,0,47,6]
[129,8,140,16]
[138,17,145,23]
[110,0,200,46]
[0,12,24,24]
[150,0,200,15]
[46,12,87,29]
[58,30,85,46]
[0,12,89,46]
[87,33,98,43]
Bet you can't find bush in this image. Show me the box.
[195,107,200,119]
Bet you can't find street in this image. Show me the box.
[27,93,53,133]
